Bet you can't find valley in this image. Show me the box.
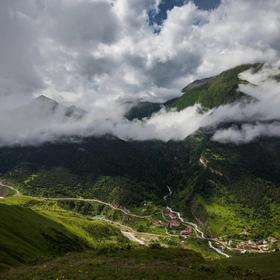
[0,176,277,261]
[0,184,279,279]
[0,180,231,257]
[1,0,280,278]
[0,64,280,279]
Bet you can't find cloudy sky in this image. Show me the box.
[0,0,280,145]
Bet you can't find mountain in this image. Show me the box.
[171,129,280,238]
[125,101,163,121]
[11,95,86,122]
[125,63,263,120]
[167,63,263,111]
[0,64,279,242]
[1,63,280,278]
[3,129,279,240]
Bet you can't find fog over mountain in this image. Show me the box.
[1,0,280,145]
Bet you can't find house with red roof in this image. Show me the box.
[180,226,193,238]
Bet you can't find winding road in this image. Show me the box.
[0,181,21,197]
[0,179,230,256]
[51,197,152,219]
[0,180,156,245]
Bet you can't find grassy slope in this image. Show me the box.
[1,195,280,279]
[1,196,242,280]
[1,248,269,280]
[217,252,280,280]
[0,196,128,271]
[0,202,84,270]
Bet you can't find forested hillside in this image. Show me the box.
[1,130,280,244]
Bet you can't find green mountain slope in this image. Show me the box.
[1,194,280,279]
[3,132,280,247]
[125,63,262,120]
[170,131,280,242]
[0,203,84,269]
[167,63,262,111]
[0,196,128,271]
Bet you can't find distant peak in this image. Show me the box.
[33,95,59,108]
[35,95,57,103]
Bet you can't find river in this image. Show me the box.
[164,185,230,258]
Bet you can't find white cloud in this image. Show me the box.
[212,122,280,144]
[210,63,280,143]
[0,0,43,107]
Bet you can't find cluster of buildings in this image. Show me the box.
[166,211,180,229]
[165,209,193,238]
[180,226,193,238]
[234,236,278,253]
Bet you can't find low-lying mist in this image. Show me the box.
[0,64,279,146]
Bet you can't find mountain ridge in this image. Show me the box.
[11,95,86,122]
[125,63,263,120]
